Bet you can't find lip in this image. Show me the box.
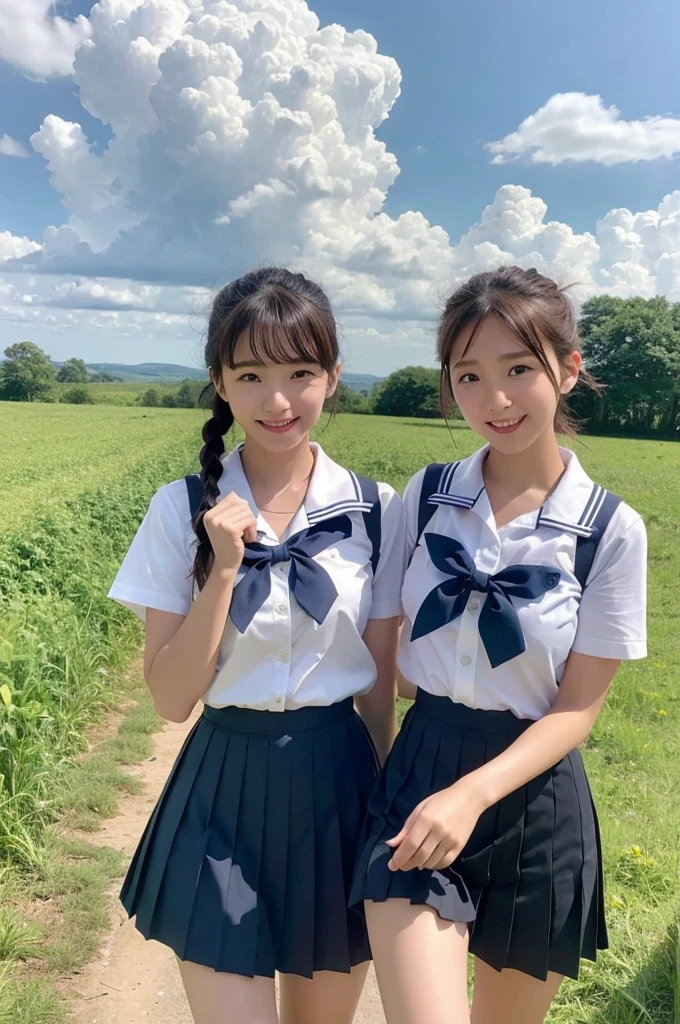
[487,415,526,435]
[257,417,300,434]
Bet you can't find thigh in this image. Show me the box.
[365,899,471,1024]
[177,958,278,1024]
[471,958,564,1024]
[279,963,370,1024]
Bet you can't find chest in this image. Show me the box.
[402,510,583,661]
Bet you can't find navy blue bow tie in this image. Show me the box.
[229,515,353,633]
[410,534,561,668]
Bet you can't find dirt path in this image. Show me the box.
[67,711,386,1024]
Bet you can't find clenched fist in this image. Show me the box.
[203,492,258,573]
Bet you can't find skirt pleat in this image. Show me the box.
[164,726,231,962]
[121,699,376,979]
[129,721,215,937]
[349,689,608,982]
[313,730,350,973]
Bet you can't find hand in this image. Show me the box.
[386,777,486,872]
[203,492,258,573]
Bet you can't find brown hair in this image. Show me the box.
[438,265,601,436]
[191,267,339,590]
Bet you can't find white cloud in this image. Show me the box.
[0,231,42,262]
[0,0,91,79]
[0,135,30,158]
[46,279,160,311]
[487,92,680,166]
[1,3,680,368]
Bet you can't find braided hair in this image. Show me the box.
[191,267,338,590]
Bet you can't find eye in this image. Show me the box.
[291,368,314,379]
[458,372,479,384]
[238,372,260,382]
[508,364,532,377]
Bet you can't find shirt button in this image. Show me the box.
[275,604,287,615]
[460,655,472,667]
[467,602,479,613]
[277,651,288,663]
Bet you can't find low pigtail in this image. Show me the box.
[191,392,234,591]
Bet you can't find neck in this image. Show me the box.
[483,428,566,496]
[240,435,315,491]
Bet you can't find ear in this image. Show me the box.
[209,365,229,404]
[326,362,342,398]
[560,351,582,395]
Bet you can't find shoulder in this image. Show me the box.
[149,477,192,517]
[602,493,645,540]
[401,459,464,511]
[142,478,194,546]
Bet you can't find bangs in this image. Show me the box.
[442,294,558,385]
[218,286,337,372]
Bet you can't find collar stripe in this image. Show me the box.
[538,516,594,538]
[442,461,461,494]
[582,486,607,529]
[578,484,602,526]
[428,494,476,508]
[347,469,362,501]
[307,501,373,522]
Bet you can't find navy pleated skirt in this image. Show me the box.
[350,689,607,981]
[121,698,379,978]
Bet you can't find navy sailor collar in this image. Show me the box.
[428,444,605,538]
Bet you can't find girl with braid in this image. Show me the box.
[108,268,406,1024]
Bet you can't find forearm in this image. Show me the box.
[467,706,601,810]
[147,565,236,721]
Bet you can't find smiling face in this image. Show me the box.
[448,314,581,455]
[212,331,339,453]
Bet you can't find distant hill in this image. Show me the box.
[72,362,384,391]
[80,362,208,382]
[341,372,383,393]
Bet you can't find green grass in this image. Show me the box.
[0,676,158,1023]
[0,406,677,1021]
[0,401,206,529]
[59,380,187,405]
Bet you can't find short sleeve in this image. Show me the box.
[368,484,406,619]
[401,467,427,563]
[107,482,194,621]
[572,511,647,660]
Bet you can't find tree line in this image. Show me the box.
[1,293,679,438]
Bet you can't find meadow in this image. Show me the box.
[0,402,678,1023]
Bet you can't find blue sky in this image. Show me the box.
[1,0,679,374]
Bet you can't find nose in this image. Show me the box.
[262,388,291,415]
[485,384,512,413]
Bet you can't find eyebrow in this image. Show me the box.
[230,358,314,369]
[231,359,266,369]
[453,349,535,368]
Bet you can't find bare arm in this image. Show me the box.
[143,492,257,723]
[144,564,238,723]
[468,651,618,809]
[388,650,620,871]
[354,616,400,765]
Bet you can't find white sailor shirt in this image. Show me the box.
[398,445,647,720]
[108,443,406,711]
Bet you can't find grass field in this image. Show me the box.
[0,403,678,1022]
[53,380,189,405]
